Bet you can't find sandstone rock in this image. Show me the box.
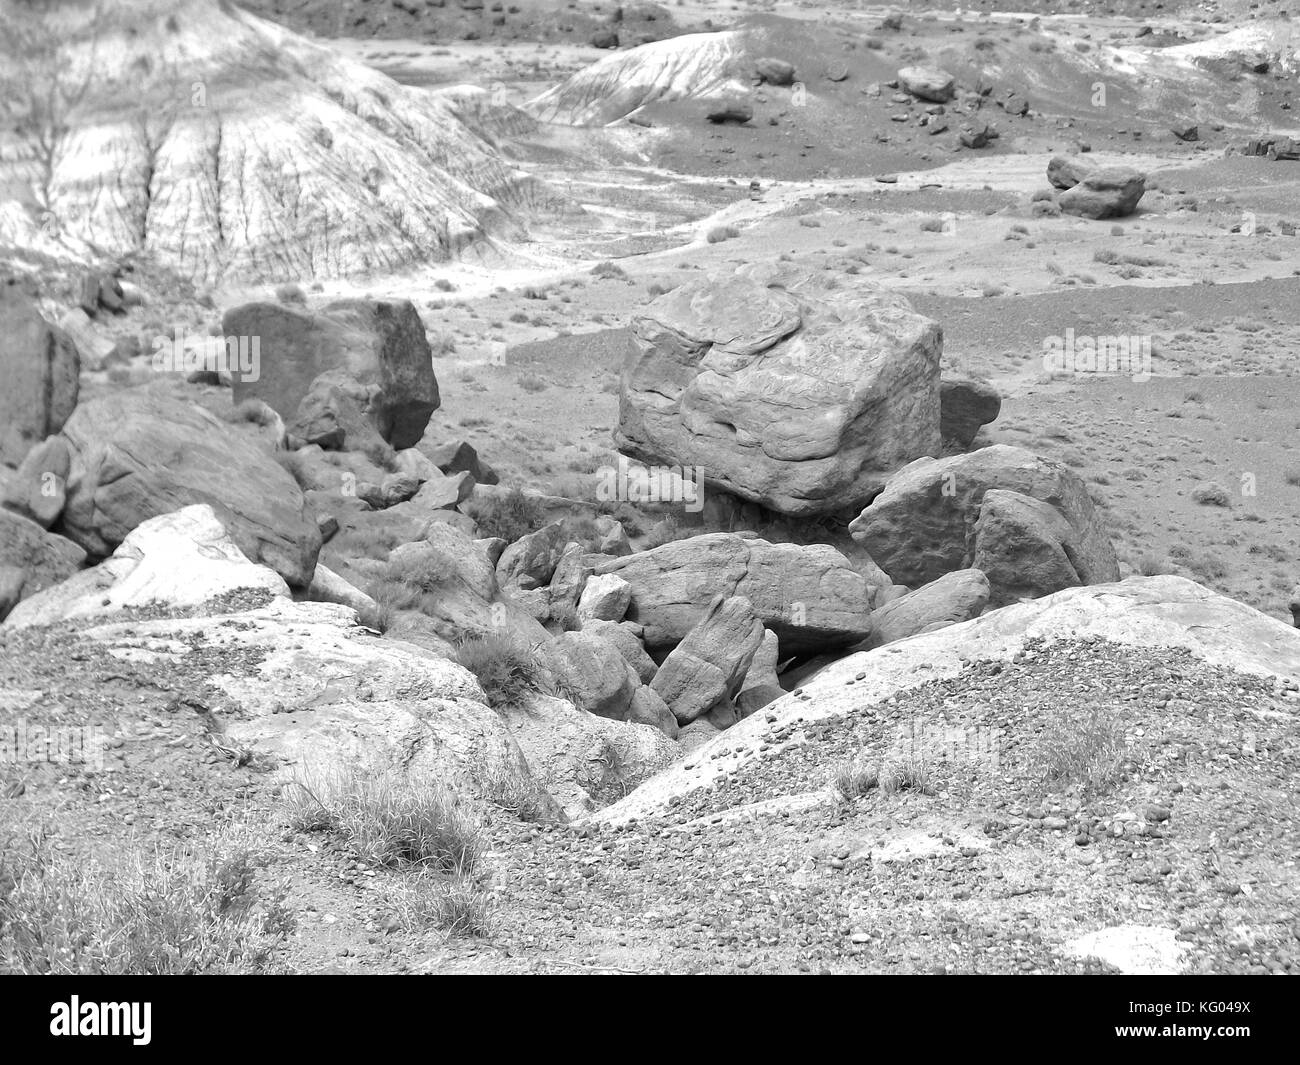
[87,599,551,811]
[225,299,440,450]
[972,489,1101,607]
[58,391,321,586]
[594,575,1300,826]
[577,573,632,622]
[0,510,86,622]
[0,285,79,467]
[849,445,1118,592]
[706,99,753,124]
[1047,155,1095,190]
[304,562,378,620]
[582,619,658,683]
[509,693,676,819]
[940,377,1002,449]
[56,308,117,372]
[755,57,796,86]
[496,522,568,591]
[5,505,288,628]
[1059,167,1146,219]
[737,628,783,716]
[3,436,71,528]
[862,568,990,649]
[626,685,679,738]
[292,370,387,454]
[650,595,765,724]
[598,532,872,654]
[617,264,942,516]
[590,28,619,49]
[550,629,640,719]
[898,65,956,102]
[596,517,633,557]
[411,468,475,510]
[418,438,499,485]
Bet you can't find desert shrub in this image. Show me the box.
[429,330,456,357]
[517,372,548,393]
[879,756,932,797]
[0,827,291,974]
[919,216,945,233]
[706,224,740,243]
[481,766,559,825]
[508,311,529,323]
[465,487,545,543]
[386,546,458,593]
[590,260,628,280]
[831,761,879,801]
[1135,552,1172,576]
[286,768,480,875]
[1191,481,1231,507]
[1031,706,1126,795]
[274,283,306,305]
[452,632,552,711]
[434,278,456,292]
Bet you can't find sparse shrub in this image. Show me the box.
[1191,481,1231,507]
[508,311,529,323]
[274,283,306,305]
[832,761,879,801]
[522,285,549,300]
[1031,706,1126,795]
[1135,552,1172,576]
[429,330,456,357]
[517,372,548,392]
[879,756,932,797]
[706,224,740,244]
[0,827,291,974]
[434,278,456,292]
[452,632,552,711]
[919,216,945,233]
[464,487,545,543]
[590,260,628,280]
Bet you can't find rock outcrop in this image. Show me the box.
[597,532,872,654]
[57,390,321,586]
[617,264,942,516]
[1058,167,1147,219]
[650,595,765,724]
[849,445,1118,600]
[224,299,440,450]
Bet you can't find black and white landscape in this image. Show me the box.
[1,0,1299,979]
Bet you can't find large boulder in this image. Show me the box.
[549,629,641,720]
[581,619,658,684]
[1058,167,1146,220]
[849,445,1119,596]
[617,264,942,516]
[3,504,289,629]
[596,532,872,654]
[224,299,440,450]
[940,377,1001,449]
[736,629,783,717]
[57,391,321,586]
[1046,155,1095,190]
[0,285,80,466]
[861,568,990,649]
[0,510,86,622]
[972,489,1107,607]
[2,436,71,528]
[650,595,765,724]
[897,66,956,102]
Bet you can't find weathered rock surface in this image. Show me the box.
[0,286,79,467]
[1058,167,1147,219]
[617,264,942,516]
[594,575,1300,825]
[1046,155,1095,190]
[650,595,765,724]
[898,65,956,102]
[597,532,872,654]
[849,445,1118,596]
[582,619,658,684]
[0,509,86,622]
[861,568,990,649]
[940,377,1001,449]
[58,391,321,586]
[4,504,289,628]
[2,436,71,528]
[549,629,641,721]
[225,299,439,450]
[737,628,783,717]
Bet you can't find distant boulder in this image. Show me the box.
[755,57,796,87]
[224,298,439,450]
[897,65,955,103]
[1046,155,1095,190]
[1059,167,1146,219]
[590,28,620,49]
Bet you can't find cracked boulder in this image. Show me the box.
[617,264,942,516]
[596,532,872,654]
[651,595,765,725]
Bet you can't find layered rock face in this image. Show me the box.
[224,299,439,450]
[0,0,548,283]
[617,265,943,517]
[526,30,749,125]
[57,390,321,585]
[849,445,1119,603]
